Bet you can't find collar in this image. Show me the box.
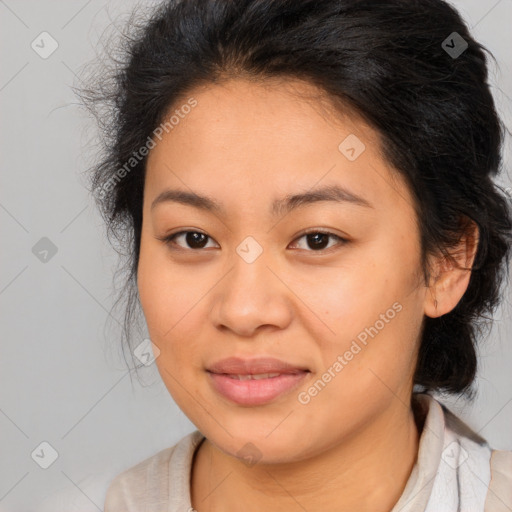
[167,393,491,512]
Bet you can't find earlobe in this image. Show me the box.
[424,218,479,319]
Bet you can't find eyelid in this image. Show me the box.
[294,227,349,241]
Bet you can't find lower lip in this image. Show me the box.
[207,371,309,406]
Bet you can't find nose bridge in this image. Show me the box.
[211,235,292,335]
[231,236,270,288]
[225,236,274,304]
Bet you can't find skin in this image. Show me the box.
[137,77,479,512]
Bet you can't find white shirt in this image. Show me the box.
[104,393,495,512]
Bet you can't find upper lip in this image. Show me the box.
[207,357,310,375]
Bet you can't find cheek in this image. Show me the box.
[137,249,172,335]
[137,242,212,375]
[137,250,204,404]
[304,243,421,379]
[292,252,390,338]
[137,241,195,334]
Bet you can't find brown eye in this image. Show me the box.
[290,231,348,252]
[157,229,348,253]
[159,231,218,250]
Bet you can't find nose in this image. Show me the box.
[209,247,293,338]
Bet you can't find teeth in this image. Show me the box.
[228,372,282,380]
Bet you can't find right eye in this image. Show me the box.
[156,230,219,251]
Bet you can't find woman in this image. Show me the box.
[80,0,512,510]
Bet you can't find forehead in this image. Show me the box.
[150,76,381,154]
[144,77,412,217]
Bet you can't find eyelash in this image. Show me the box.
[156,229,349,253]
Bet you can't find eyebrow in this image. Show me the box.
[150,184,374,216]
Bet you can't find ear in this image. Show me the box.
[424,217,480,318]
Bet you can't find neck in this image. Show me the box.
[191,397,422,512]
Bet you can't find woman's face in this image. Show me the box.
[138,77,429,463]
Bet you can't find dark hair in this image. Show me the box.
[79,0,512,397]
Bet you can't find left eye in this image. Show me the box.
[290,231,348,252]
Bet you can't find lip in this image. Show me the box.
[206,356,310,375]
[208,371,309,406]
[206,356,310,406]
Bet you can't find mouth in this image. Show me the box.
[207,369,310,406]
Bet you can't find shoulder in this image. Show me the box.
[436,396,512,510]
[485,449,512,511]
[103,445,176,512]
[104,430,204,512]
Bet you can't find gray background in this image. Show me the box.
[1,0,511,510]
